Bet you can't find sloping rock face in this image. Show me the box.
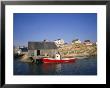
[58,43,97,58]
[20,54,32,62]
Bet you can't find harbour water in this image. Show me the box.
[14,56,97,75]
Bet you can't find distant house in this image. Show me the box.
[14,46,28,55]
[54,39,64,47]
[72,39,81,44]
[19,47,28,54]
[28,41,58,58]
[84,40,92,45]
[14,48,21,55]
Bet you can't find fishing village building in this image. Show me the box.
[54,39,64,47]
[84,40,93,45]
[72,39,81,44]
[28,41,58,58]
[14,46,28,55]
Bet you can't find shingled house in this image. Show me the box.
[28,41,58,58]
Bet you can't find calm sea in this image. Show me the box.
[14,57,97,75]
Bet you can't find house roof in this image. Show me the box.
[28,41,58,50]
[84,40,91,42]
[19,48,28,52]
[72,39,79,42]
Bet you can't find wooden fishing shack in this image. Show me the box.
[28,41,58,59]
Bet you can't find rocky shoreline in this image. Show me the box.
[58,43,97,58]
[14,54,33,63]
[14,53,97,63]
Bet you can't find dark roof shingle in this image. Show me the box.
[28,42,57,50]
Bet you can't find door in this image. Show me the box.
[37,50,40,56]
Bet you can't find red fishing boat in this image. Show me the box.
[41,58,77,63]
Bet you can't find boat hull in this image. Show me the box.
[42,58,77,63]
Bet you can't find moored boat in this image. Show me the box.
[41,58,77,63]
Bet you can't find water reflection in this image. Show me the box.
[56,64,61,73]
[14,57,97,75]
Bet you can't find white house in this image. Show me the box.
[84,40,93,45]
[72,39,81,44]
[54,39,64,47]
[14,48,22,55]
[14,46,28,55]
